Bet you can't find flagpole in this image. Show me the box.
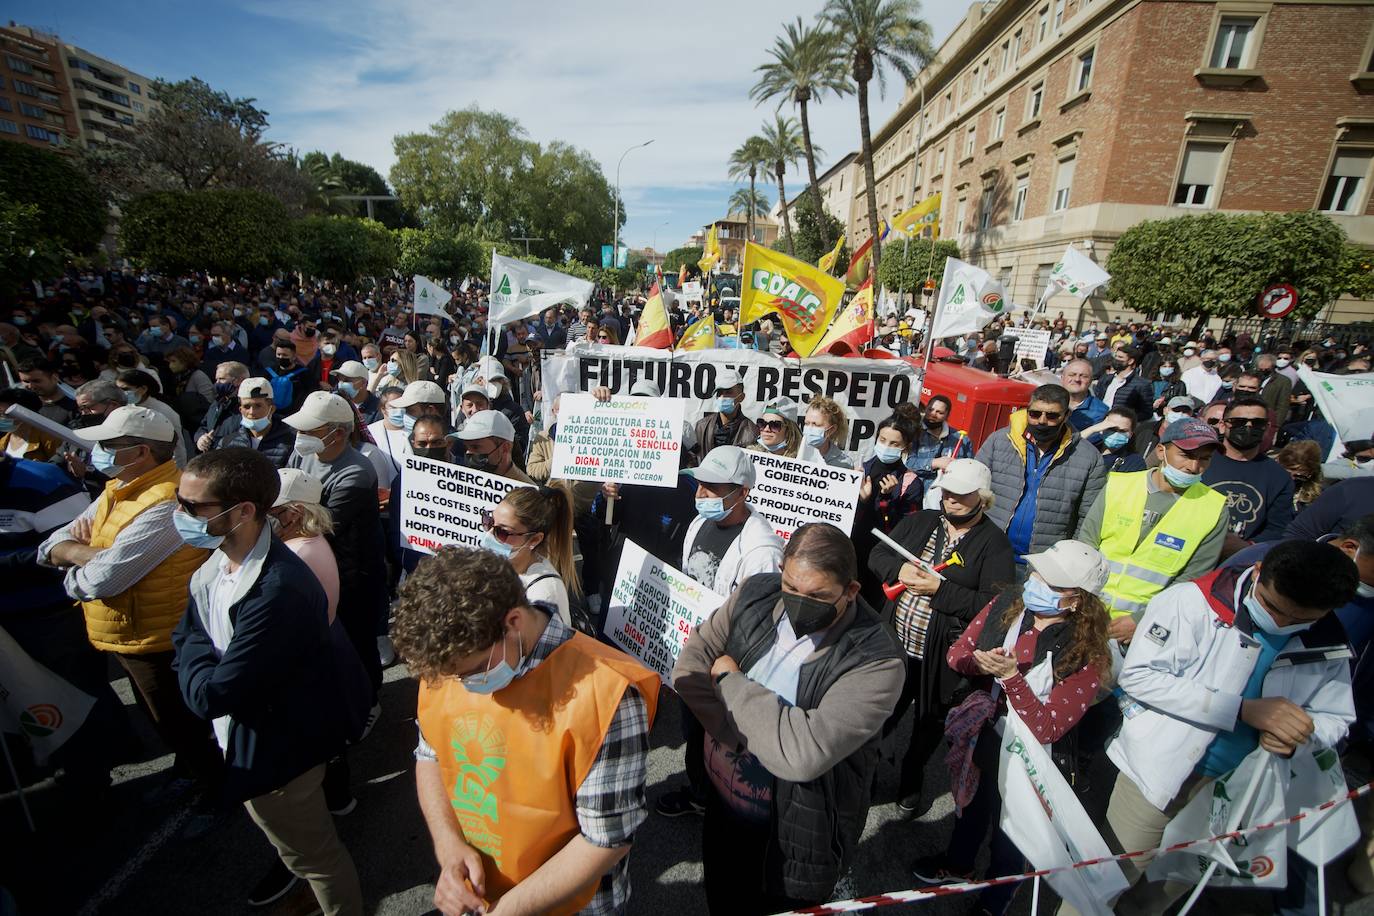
[1,727,35,832]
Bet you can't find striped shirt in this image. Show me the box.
[892,520,967,660]
[37,498,186,603]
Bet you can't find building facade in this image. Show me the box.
[847,0,1374,325]
[773,151,861,232]
[703,212,780,273]
[0,24,78,150]
[64,43,159,147]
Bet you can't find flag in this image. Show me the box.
[1045,245,1111,300]
[879,218,892,242]
[677,263,688,287]
[929,256,1008,340]
[636,281,674,349]
[413,275,452,318]
[891,193,943,239]
[1288,746,1360,867]
[677,314,716,351]
[459,277,471,294]
[698,224,721,273]
[818,233,845,275]
[0,623,96,765]
[816,280,875,355]
[1297,365,1374,459]
[489,252,595,327]
[845,236,873,290]
[740,241,846,358]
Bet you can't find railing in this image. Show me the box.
[1218,316,1374,348]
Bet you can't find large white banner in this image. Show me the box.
[604,539,724,681]
[398,455,535,555]
[541,344,918,455]
[489,252,595,327]
[1297,365,1374,457]
[745,450,863,542]
[550,393,685,488]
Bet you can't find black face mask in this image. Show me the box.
[1028,422,1062,445]
[1226,425,1264,451]
[924,416,943,430]
[467,450,495,471]
[277,356,294,370]
[413,446,448,461]
[1202,360,1217,370]
[214,381,235,398]
[943,504,981,525]
[782,591,840,637]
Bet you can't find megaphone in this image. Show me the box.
[882,551,965,602]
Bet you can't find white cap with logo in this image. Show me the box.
[73,405,176,443]
[685,445,755,487]
[1025,540,1110,594]
[283,391,354,430]
[758,396,798,424]
[455,409,515,443]
[273,467,323,507]
[331,360,369,380]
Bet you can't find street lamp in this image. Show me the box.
[612,139,653,272]
[652,220,670,254]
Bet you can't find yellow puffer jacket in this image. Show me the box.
[82,460,208,654]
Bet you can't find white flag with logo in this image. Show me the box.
[1288,745,1359,866]
[998,707,1129,914]
[0,624,95,764]
[489,253,595,327]
[413,275,452,318]
[929,257,1008,340]
[1297,365,1374,459]
[1046,246,1111,300]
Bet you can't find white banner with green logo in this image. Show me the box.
[489,252,595,327]
[1297,365,1374,459]
[929,256,1007,340]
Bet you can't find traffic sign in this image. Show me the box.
[1257,283,1298,319]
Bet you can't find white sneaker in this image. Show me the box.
[377,635,396,667]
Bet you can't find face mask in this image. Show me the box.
[402,413,418,433]
[782,591,841,637]
[1183,348,1196,357]
[1160,366,1175,378]
[241,414,270,432]
[91,443,130,474]
[1202,360,1217,370]
[123,390,140,405]
[13,317,27,327]
[1276,358,1291,369]
[148,327,164,338]
[414,446,448,461]
[233,308,243,318]
[1028,423,1061,445]
[1103,431,1131,450]
[258,316,270,326]
[462,632,523,695]
[1245,587,1312,636]
[467,449,498,471]
[1226,425,1264,451]
[172,505,238,550]
[277,356,294,371]
[0,417,14,434]
[387,406,406,427]
[322,344,336,357]
[695,490,739,522]
[450,335,460,346]
[1164,410,1189,426]
[943,503,981,525]
[715,396,736,415]
[294,433,327,456]
[1022,575,1065,617]
[337,381,357,399]
[189,334,202,345]
[1218,353,1232,364]
[764,438,788,452]
[872,443,903,464]
[479,529,519,558]
[802,426,827,447]
[363,357,379,371]
[387,362,400,377]
[1160,457,1202,489]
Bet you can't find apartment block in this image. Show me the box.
[65,43,159,147]
[848,0,1374,324]
[0,24,78,150]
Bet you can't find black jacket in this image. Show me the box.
[1094,368,1155,422]
[221,416,297,469]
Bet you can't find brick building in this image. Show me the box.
[846,0,1374,325]
[703,212,780,273]
[0,24,78,149]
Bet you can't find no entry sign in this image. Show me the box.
[1257,283,1298,319]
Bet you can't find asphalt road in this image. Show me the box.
[4,661,1373,916]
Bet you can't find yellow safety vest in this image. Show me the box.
[1098,471,1227,619]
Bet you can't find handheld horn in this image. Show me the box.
[881,550,966,601]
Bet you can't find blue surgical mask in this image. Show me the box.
[258,316,270,326]
[91,443,129,475]
[716,396,736,415]
[1159,366,1175,377]
[1245,586,1312,637]
[765,438,788,452]
[148,326,164,338]
[172,505,237,550]
[0,417,14,434]
[1164,411,1188,425]
[803,426,827,447]
[337,381,357,399]
[387,362,400,377]
[1160,458,1202,489]
[402,413,417,433]
[873,443,902,464]
[461,632,523,695]
[364,357,379,371]
[479,530,515,558]
[1022,575,1066,616]
[387,407,406,427]
[1103,431,1131,450]
[189,334,202,345]
[123,390,140,405]
[241,415,270,432]
[694,489,740,522]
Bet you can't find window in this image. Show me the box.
[993,107,1006,140]
[132,100,143,112]
[1038,7,1050,42]
[955,197,968,234]
[1013,175,1030,221]
[0,118,15,134]
[943,91,952,118]
[1076,48,1095,92]
[6,54,33,74]
[1210,17,1256,69]
[14,79,37,96]
[1320,150,1374,214]
[1053,156,1076,211]
[1028,82,1045,120]
[129,81,141,94]
[1053,0,1065,31]
[25,124,59,143]
[1036,263,1056,292]
[1001,40,1011,72]
[19,102,42,118]
[1014,28,1024,59]
[1174,143,1225,207]
[971,67,980,96]
[999,266,1014,291]
[964,125,977,159]
[980,186,996,230]
[0,98,9,112]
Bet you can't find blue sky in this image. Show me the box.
[16,0,966,254]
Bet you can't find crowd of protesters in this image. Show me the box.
[2,266,1373,916]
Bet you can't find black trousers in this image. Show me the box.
[883,654,951,800]
[703,794,824,916]
[681,695,708,800]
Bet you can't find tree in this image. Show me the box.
[300,151,410,228]
[292,216,397,285]
[773,194,847,268]
[1105,211,1347,319]
[728,187,771,231]
[0,195,63,294]
[1339,241,1374,301]
[758,115,810,255]
[751,17,852,250]
[663,246,705,274]
[727,137,770,243]
[823,0,935,266]
[395,226,484,281]
[518,140,617,265]
[121,189,291,279]
[876,235,960,294]
[0,142,106,279]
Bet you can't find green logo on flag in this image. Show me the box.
[419,288,430,300]
[495,275,512,296]
[950,284,966,305]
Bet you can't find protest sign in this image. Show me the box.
[604,540,724,680]
[3,404,91,452]
[682,280,703,301]
[745,450,863,541]
[398,455,534,555]
[550,393,685,488]
[1012,328,1053,367]
[541,344,917,454]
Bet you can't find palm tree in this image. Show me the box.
[823,0,935,266]
[758,116,811,256]
[727,136,770,245]
[751,17,852,249]
[727,186,771,238]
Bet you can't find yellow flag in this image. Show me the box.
[740,241,846,358]
[817,233,845,275]
[892,193,942,239]
[677,314,716,351]
[697,224,721,272]
[815,280,875,355]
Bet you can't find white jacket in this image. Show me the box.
[1109,565,1354,809]
[681,507,784,597]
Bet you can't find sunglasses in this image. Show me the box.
[759,419,786,432]
[479,509,532,543]
[1026,409,1063,422]
[1225,417,1266,429]
[1205,418,1223,427]
[597,335,611,342]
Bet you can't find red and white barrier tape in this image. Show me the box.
[775,779,1374,915]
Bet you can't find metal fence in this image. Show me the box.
[1215,317,1373,348]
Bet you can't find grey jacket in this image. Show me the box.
[975,413,1107,555]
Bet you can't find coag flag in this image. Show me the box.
[636,281,674,349]
[892,193,942,239]
[818,233,845,275]
[1,623,96,765]
[698,224,721,273]
[489,253,595,327]
[740,241,845,358]
[816,279,874,355]
[413,275,452,318]
[929,256,1008,340]
[677,314,716,351]
[844,236,873,290]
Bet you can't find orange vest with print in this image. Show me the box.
[83,460,208,654]
[416,632,659,915]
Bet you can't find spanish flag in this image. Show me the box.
[891,193,942,239]
[636,280,674,349]
[678,263,688,287]
[845,236,873,290]
[698,224,721,273]
[677,314,715,351]
[818,233,845,275]
[816,279,875,355]
[740,241,845,358]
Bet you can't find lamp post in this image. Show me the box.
[613,139,654,272]
[652,220,670,255]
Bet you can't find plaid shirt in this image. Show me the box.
[415,612,650,915]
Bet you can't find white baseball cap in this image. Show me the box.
[459,384,491,403]
[630,380,661,397]
[1025,540,1110,594]
[392,380,446,408]
[715,369,742,390]
[758,396,798,425]
[475,356,506,381]
[283,391,354,430]
[73,405,176,443]
[938,458,991,496]
[454,409,514,443]
[685,445,755,487]
[273,467,323,507]
[331,360,369,380]
[238,377,273,400]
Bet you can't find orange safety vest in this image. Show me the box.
[415,632,659,914]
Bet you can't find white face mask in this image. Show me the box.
[294,432,330,456]
[1276,358,1291,369]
